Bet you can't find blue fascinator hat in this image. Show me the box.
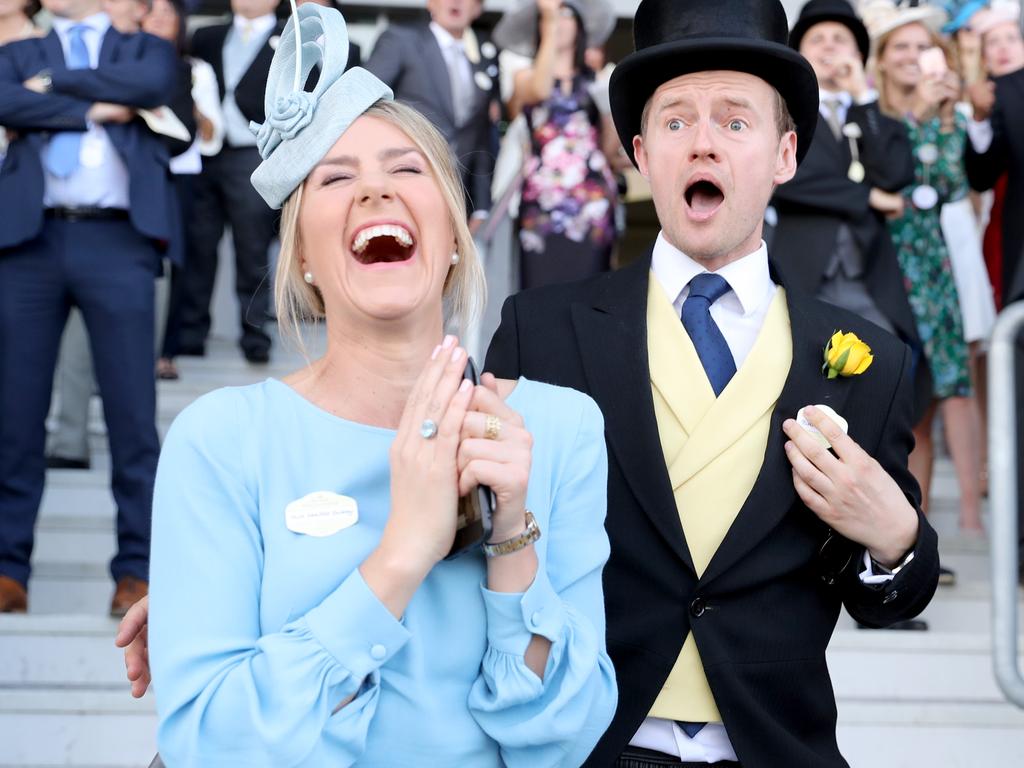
[941,0,989,32]
[249,2,393,209]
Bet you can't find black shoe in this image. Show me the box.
[857,619,929,631]
[243,347,270,364]
[46,455,91,470]
[177,344,206,357]
[938,566,956,587]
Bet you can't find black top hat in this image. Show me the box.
[609,0,819,166]
[789,0,871,64]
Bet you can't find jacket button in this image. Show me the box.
[690,598,706,618]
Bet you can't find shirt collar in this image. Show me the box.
[232,13,277,38]
[430,21,463,50]
[52,11,110,37]
[650,232,772,317]
[819,88,852,109]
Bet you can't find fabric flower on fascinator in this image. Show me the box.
[858,0,948,40]
[248,3,393,209]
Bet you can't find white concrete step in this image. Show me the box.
[0,688,156,768]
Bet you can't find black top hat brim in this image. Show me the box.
[789,3,870,63]
[609,38,820,167]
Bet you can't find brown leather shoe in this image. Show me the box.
[110,576,148,618]
[0,575,28,613]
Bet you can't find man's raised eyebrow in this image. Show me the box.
[655,96,687,115]
[721,96,756,111]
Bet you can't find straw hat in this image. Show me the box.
[858,0,948,40]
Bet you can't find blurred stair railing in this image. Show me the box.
[989,300,1024,709]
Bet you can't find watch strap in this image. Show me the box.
[481,511,540,557]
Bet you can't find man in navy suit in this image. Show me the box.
[0,0,176,615]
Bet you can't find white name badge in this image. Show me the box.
[285,491,358,537]
[796,404,849,449]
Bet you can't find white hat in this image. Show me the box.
[973,0,1022,36]
[858,0,949,40]
[493,0,616,58]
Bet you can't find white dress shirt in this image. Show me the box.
[43,12,130,209]
[818,87,880,125]
[632,234,893,763]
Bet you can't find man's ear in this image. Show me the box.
[633,135,650,179]
[774,130,798,186]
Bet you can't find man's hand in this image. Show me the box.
[783,406,919,568]
[829,53,868,102]
[114,595,151,699]
[869,187,904,219]
[23,75,50,94]
[87,102,135,125]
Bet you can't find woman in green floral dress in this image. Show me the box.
[874,18,983,538]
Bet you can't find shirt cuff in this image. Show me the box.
[859,550,894,584]
[480,566,566,655]
[304,568,412,680]
[470,210,489,221]
[966,119,994,153]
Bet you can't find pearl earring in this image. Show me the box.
[303,271,315,285]
[450,252,460,265]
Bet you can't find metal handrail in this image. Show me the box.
[989,300,1024,709]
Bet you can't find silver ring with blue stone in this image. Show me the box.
[420,419,438,439]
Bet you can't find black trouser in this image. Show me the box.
[178,146,276,355]
[615,746,740,768]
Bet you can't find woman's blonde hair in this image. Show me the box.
[274,100,487,348]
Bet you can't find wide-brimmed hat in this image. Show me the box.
[790,0,872,63]
[492,0,616,58]
[973,0,1022,36]
[608,0,819,166]
[858,0,948,41]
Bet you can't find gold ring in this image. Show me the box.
[484,415,502,440]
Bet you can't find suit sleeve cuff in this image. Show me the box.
[304,568,412,680]
[480,566,566,655]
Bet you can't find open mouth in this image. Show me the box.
[350,224,416,266]
[684,178,725,219]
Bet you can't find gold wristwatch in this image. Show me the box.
[481,511,540,557]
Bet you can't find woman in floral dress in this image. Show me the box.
[504,0,619,289]
[873,17,983,541]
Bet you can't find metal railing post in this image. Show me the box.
[989,301,1024,709]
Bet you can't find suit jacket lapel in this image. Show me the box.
[700,267,854,586]
[422,26,456,125]
[572,255,696,573]
[208,24,229,96]
[42,30,65,70]
[99,27,118,66]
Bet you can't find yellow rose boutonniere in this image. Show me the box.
[823,331,873,379]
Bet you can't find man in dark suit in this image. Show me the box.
[485,1,939,765]
[177,0,283,363]
[0,0,176,614]
[770,0,929,414]
[365,0,499,228]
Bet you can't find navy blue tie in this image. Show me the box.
[676,721,707,739]
[681,273,736,396]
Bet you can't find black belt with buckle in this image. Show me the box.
[45,207,130,222]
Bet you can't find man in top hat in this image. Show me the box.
[770,0,930,421]
[485,0,940,764]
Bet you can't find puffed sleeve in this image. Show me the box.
[467,393,618,767]
[149,390,411,767]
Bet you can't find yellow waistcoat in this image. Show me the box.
[646,274,793,723]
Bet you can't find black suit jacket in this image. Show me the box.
[365,22,498,213]
[485,254,939,768]
[966,68,1024,305]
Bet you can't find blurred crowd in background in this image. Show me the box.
[0,0,1022,616]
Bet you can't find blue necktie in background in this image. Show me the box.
[681,273,737,396]
[44,25,90,178]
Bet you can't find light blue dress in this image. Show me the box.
[149,377,617,767]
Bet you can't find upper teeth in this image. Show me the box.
[352,224,414,254]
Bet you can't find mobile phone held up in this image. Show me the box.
[918,47,948,80]
[445,357,495,560]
